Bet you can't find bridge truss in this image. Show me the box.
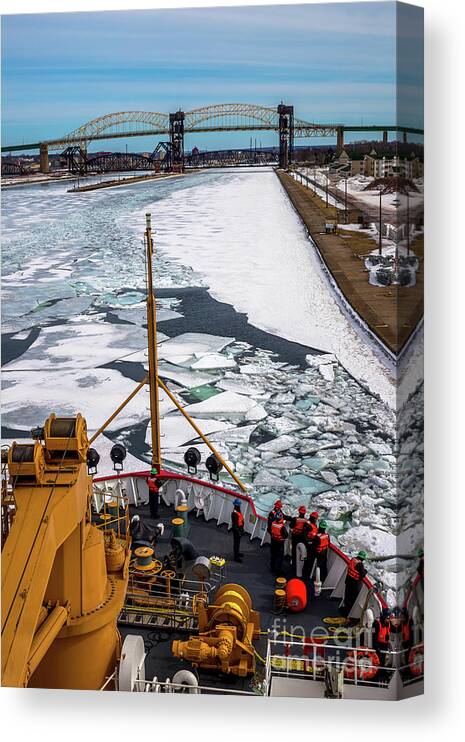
[61,148,164,174]
[185,148,277,168]
[47,104,340,152]
[62,144,277,174]
[1,161,29,176]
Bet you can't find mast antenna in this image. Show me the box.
[145,213,162,473]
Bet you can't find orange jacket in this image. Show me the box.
[292,517,308,536]
[376,621,390,644]
[232,510,244,529]
[316,533,330,554]
[347,557,362,580]
[271,521,286,541]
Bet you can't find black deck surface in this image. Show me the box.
[119,499,344,693]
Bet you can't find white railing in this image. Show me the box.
[101,670,258,695]
[132,678,257,695]
[266,635,424,687]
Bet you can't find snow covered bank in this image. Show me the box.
[131,169,396,407]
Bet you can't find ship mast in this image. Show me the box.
[145,213,162,473]
[87,212,246,491]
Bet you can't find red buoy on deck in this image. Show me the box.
[286,578,307,612]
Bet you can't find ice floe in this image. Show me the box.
[183,390,267,422]
[0,368,176,433]
[158,361,220,389]
[191,353,236,370]
[146,414,233,450]
[158,333,234,364]
[3,321,147,371]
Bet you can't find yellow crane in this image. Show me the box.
[1,414,130,688]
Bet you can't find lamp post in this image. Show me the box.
[326,173,329,209]
[344,175,348,223]
[406,191,410,257]
[378,189,382,256]
[392,197,401,274]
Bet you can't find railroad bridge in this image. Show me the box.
[2,103,423,174]
[59,144,278,175]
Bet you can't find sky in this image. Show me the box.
[1,2,424,152]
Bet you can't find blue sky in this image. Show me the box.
[1,3,423,152]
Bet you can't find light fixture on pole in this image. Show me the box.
[344,175,348,222]
[392,196,401,278]
[407,191,410,258]
[378,189,382,256]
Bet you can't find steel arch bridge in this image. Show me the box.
[47,104,340,150]
[1,103,424,175]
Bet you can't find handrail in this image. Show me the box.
[266,636,424,685]
[132,678,257,695]
[269,635,423,655]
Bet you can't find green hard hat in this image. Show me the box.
[150,467,158,475]
[357,550,367,559]
[320,519,328,529]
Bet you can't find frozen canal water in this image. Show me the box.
[1,168,423,603]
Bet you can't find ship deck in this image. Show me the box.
[118,498,345,693]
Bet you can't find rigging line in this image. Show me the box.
[88,375,148,445]
[157,377,248,492]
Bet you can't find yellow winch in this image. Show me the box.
[172,583,260,677]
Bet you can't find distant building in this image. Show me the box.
[331,146,423,179]
[362,149,423,179]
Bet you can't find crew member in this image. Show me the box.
[400,607,414,651]
[130,514,158,551]
[289,505,308,570]
[267,499,284,533]
[373,608,392,668]
[343,550,367,616]
[146,469,161,519]
[417,547,424,590]
[388,606,402,635]
[302,511,319,581]
[231,498,245,563]
[270,516,288,575]
[314,519,330,583]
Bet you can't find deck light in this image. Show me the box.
[205,454,223,482]
[110,443,126,472]
[30,426,45,441]
[86,447,100,475]
[184,447,201,474]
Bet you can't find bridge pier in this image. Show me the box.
[39,143,49,173]
[169,111,185,172]
[336,126,344,155]
[278,104,294,169]
[383,130,388,145]
[403,131,408,144]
